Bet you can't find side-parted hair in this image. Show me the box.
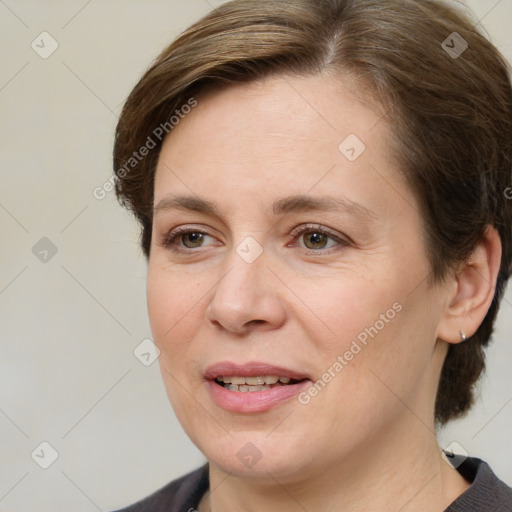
[113,0,512,424]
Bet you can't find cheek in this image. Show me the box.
[314,286,440,429]
[304,268,435,392]
[300,272,399,353]
[146,268,206,421]
[147,258,207,324]
[146,266,204,358]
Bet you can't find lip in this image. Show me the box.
[204,361,311,381]
[205,361,312,413]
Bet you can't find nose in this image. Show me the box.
[205,248,286,335]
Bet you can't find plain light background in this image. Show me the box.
[0,1,511,510]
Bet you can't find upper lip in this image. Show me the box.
[204,361,311,381]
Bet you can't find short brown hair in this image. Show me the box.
[113,0,512,424]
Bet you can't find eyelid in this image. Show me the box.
[289,223,352,246]
[159,224,219,250]
[158,223,352,253]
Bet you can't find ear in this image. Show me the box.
[437,226,502,344]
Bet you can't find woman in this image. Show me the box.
[112,0,512,510]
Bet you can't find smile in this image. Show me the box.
[215,375,297,392]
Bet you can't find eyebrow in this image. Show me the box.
[154,194,377,221]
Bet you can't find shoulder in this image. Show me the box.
[111,464,209,512]
[446,457,511,511]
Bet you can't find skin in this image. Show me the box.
[147,73,501,512]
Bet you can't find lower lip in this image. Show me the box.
[207,380,311,413]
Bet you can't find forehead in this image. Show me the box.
[154,73,405,215]
[164,73,385,149]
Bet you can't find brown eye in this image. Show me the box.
[291,224,349,253]
[302,232,329,250]
[161,226,219,253]
[182,232,205,248]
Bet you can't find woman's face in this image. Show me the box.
[147,74,451,480]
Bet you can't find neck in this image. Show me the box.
[204,413,469,512]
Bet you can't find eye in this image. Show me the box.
[301,231,332,250]
[160,226,219,252]
[181,232,207,248]
[291,224,349,253]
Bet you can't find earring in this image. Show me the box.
[459,331,467,342]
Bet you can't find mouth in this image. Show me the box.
[214,375,304,392]
[204,362,312,413]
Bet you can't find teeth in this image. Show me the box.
[226,384,272,392]
[218,375,293,384]
[239,385,270,392]
[245,376,265,385]
[217,375,299,392]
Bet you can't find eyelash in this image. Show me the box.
[160,224,350,255]
[289,224,350,254]
[160,225,212,252]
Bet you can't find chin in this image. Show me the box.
[195,427,318,481]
